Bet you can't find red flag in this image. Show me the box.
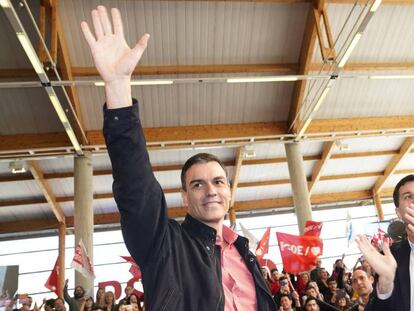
[255,227,271,261]
[45,256,60,295]
[304,220,323,237]
[121,256,141,279]
[276,232,323,274]
[71,239,95,279]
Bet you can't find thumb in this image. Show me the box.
[132,33,150,61]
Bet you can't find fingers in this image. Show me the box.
[80,21,96,48]
[92,9,104,40]
[111,8,124,36]
[97,6,113,35]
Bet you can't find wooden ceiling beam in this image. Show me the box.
[0,188,396,234]
[1,116,413,153]
[229,147,244,225]
[373,137,414,194]
[4,168,414,209]
[308,141,336,194]
[28,161,65,223]
[287,0,321,133]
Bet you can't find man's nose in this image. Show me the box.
[205,182,217,196]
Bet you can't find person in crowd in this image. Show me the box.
[126,294,142,311]
[324,277,339,305]
[296,272,310,298]
[350,268,373,311]
[334,289,352,311]
[317,268,330,298]
[63,280,85,311]
[54,298,67,311]
[304,296,320,311]
[102,292,116,311]
[118,286,133,306]
[311,259,322,282]
[79,297,94,311]
[94,288,105,309]
[279,293,301,311]
[356,174,414,311]
[274,276,292,309]
[262,266,273,291]
[43,299,55,311]
[80,5,275,311]
[270,268,281,295]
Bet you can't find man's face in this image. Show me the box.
[396,181,414,227]
[74,286,84,298]
[352,270,373,296]
[271,270,279,281]
[280,296,292,310]
[305,300,320,311]
[181,162,231,227]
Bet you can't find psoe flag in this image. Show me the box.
[276,232,323,274]
[71,239,95,280]
[303,220,323,237]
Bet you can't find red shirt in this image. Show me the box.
[216,225,258,311]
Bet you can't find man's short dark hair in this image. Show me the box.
[393,174,414,207]
[180,153,227,190]
[270,268,278,273]
[328,276,337,284]
[279,293,293,301]
[305,296,318,306]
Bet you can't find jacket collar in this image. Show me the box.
[181,214,217,243]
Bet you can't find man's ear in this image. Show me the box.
[181,190,189,207]
[369,276,374,284]
[395,207,402,220]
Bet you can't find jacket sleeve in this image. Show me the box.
[103,99,168,267]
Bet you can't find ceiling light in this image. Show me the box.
[227,76,299,83]
[9,161,26,174]
[243,146,256,158]
[48,93,69,123]
[370,0,382,12]
[94,80,174,86]
[314,87,331,112]
[297,118,313,138]
[336,140,350,151]
[338,33,362,68]
[65,128,82,152]
[369,75,414,80]
[0,0,11,8]
[16,33,44,74]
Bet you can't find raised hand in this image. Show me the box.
[80,6,150,108]
[355,235,397,294]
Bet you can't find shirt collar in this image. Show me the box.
[408,238,414,252]
[216,225,238,246]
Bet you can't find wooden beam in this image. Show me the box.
[28,161,65,223]
[56,13,86,144]
[373,137,414,194]
[58,222,66,297]
[38,4,48,62]
[0,188,396,234]
[288,0,321,133]
[50,0,58,63]
[72,63,298,77]
[0,132,70,152]
[373,191,384,221]
[229,147,244,225]
[308,141,335,194]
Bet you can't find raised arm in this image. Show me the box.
[80,6,149,108]
[81,7,167,267]
[355,235,397,295]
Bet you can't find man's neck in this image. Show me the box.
[360,293,370,304]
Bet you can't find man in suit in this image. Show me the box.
[356,174,414,311]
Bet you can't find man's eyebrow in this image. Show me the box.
[401,191,414,196]
[189,179,204,186]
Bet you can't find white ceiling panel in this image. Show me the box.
[235,184,293,202]
[323,155,393,175]
[312,176,378,194]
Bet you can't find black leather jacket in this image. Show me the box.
[103,100,276,311]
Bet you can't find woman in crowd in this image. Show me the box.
[126,293,142,311]
[102,292,116,311]
[79,297,94,311]
[95,288,105,309]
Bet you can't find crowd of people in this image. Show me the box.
[6,282,145,311]
[5,253,378,311]
[260,256,377,311]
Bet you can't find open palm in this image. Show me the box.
[81,6,149,83]
[355,235,397,281]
